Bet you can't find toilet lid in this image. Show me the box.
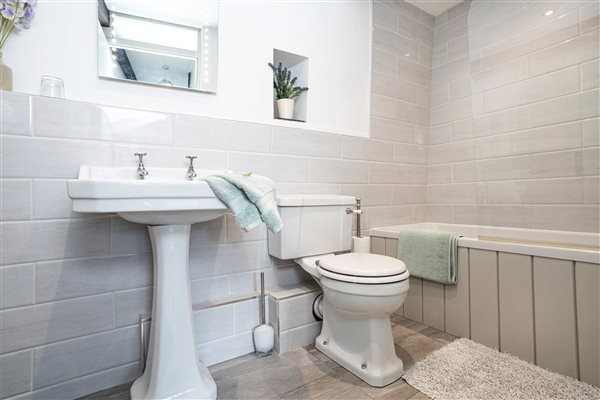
[317,253,408,283]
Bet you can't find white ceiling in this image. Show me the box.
[405,0,464,17]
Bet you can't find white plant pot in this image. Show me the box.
[277,98,295,119]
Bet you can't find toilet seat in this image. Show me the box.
[317,253,409,284]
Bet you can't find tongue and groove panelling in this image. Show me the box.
[372,234,599,386]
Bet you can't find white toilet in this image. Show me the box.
[268,195,410,387]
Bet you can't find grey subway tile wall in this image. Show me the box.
[0,1,598,398]
[427,1,599,231]
[0,4,430,396]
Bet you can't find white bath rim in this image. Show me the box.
[370,223,599,264]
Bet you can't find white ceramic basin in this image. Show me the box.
[68,166,227,224]
[68,166,229,400]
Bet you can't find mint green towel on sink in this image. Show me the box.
[203,172,283,234]
[397,230,460,284]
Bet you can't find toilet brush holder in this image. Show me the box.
[253,272,274,356]
[254,324,274,356]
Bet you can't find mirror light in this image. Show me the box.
[112,14,199,51]
[99,0,218,93]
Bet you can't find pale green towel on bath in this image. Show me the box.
[203,172,283,234]
[397,230,460,285]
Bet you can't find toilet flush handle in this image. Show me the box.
[346,198,362,238]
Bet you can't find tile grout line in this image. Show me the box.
[530,255,537,365]
[467,247,472,339]
[571,261,581,380]
[496,250,501,351]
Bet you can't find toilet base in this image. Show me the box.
[315,298,404,387]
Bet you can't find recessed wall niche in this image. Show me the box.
[272,49,308,123]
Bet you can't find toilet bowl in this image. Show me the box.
[297,253,409,387]
[268,195,410,387]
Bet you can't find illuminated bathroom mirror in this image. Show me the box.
[97,0,218,93]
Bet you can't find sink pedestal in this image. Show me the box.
[68,165,229,399]
[131,224,217,400]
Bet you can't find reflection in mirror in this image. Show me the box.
[97,0,218,92]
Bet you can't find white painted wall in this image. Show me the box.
[4,1,372,137]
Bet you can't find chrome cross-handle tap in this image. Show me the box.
[134,152,148,180]
[186,155,197,181]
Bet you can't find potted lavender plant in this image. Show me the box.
[268,62,308,120]
[0,0,36,90]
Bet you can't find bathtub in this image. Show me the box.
[370,223,599,387]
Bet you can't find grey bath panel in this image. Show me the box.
[404,277,423,323]
[422,281,444,331]
[371,236,386,255]
[444,247,470,338]
[533,257,578,379]
[385,238,398,258]
[575,262,599,387]
[469,249,499,349]
[385,238,404,316]
[498,253,535,363]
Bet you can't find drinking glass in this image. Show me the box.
[40,76,65,98]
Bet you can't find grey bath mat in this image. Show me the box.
[403,338,600,400]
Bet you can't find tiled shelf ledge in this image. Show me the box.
[267,280,322,354]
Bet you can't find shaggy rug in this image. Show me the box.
[403,338,600,400]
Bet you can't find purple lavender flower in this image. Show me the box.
[0,0,36,49]
[13,18,29,30]
[23,3,33,19]
[1,3,14,19]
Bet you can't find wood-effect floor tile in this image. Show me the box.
[360,379,419,400]
[278,368,367,399]
[79,315,453,400]
[408,391,432,400]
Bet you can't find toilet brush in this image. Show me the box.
[253,272,274,356]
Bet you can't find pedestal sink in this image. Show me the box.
[68,166,228,400]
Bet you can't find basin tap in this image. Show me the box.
[186,155,197,181]
[134,152,148,180]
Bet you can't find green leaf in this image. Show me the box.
[269,61,308,100]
